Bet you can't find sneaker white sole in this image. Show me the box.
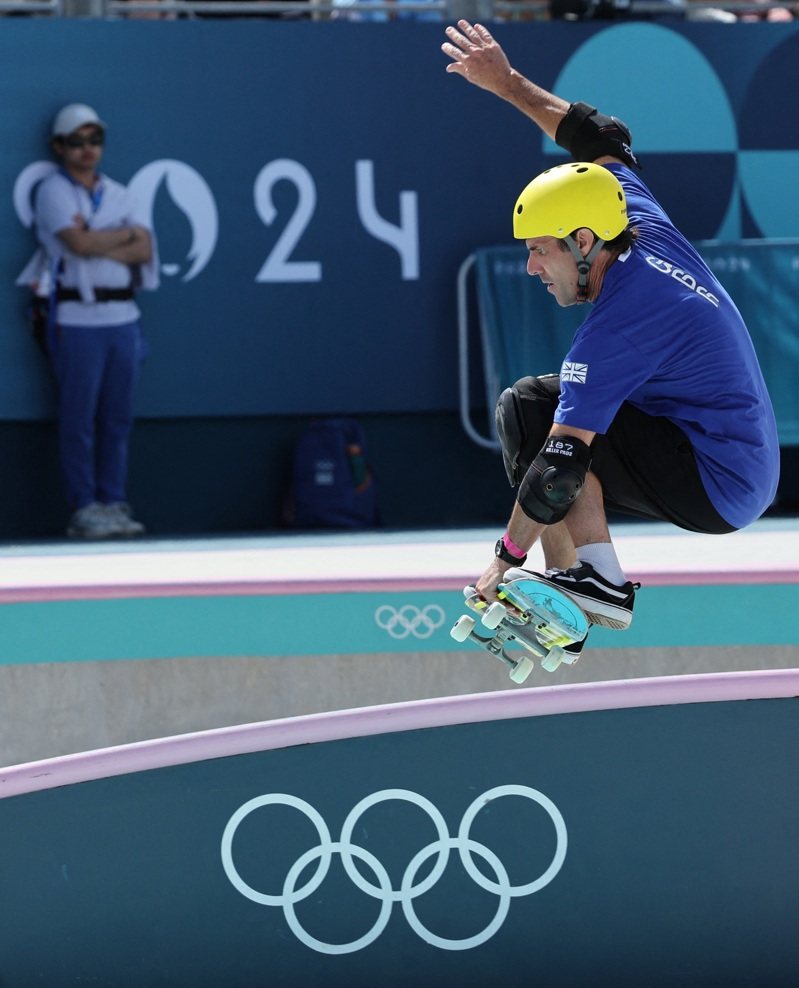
[67,529,119,539]
[114,526,146,537]
[563,593,633,631]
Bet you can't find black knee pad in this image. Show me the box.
[518,434,592,525]
[495,376,560,487]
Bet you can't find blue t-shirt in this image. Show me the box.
[553,163,779,529]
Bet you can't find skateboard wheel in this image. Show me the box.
[509,656,535,684]
[541,647,565,673]
[450,615,476,642]
[482,602,507,630]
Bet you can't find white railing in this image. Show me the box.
[104,0,447,15]
[0,0,62,12]
[1,0,793,20]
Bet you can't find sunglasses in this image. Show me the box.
[62,133,105,149]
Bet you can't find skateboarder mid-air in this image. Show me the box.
[442,21,779,654]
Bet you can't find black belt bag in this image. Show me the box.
[56,287,135,303]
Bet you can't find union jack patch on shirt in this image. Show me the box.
[561,361,588,384]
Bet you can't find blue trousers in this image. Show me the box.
[51,321,142,510]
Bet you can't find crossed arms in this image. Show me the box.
[57,218,152,266]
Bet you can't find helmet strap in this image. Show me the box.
[565,235,605,303]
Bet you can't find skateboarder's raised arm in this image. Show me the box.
[441,21,636,170]
[441,21,569,143]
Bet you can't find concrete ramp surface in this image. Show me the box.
[0,670,797,986]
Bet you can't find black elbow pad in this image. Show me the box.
[556,101,640,170]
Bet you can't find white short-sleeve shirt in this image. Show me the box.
[34,170,147,327]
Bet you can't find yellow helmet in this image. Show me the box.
[513,162,628,242]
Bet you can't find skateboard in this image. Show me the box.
[449,575,590,683]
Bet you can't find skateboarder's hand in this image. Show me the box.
[475,557,512,602]
[442,21,513,97]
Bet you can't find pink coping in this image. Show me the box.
[1,669,797,798]
[1,569,798,603]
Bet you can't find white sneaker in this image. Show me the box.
[67,502,122,539]
[103,502,146,537]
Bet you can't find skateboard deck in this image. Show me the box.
[450,575,589,683]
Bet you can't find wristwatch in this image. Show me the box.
[495,537,527,566]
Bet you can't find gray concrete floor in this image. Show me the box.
[3,643,798,766]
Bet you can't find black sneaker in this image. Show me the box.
[533,563,638,630]
[562,628,590,665]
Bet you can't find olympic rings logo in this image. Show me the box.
[374,604,445,639]
[220,785,567,954]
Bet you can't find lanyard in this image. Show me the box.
[58,166,105,220]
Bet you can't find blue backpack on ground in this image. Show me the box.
[284,418,378,530]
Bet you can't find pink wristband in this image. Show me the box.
[502,532,527,559]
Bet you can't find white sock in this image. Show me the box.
[576,543,627,586]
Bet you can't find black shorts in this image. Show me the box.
[511,375,736,535]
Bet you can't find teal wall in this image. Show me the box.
[1,692,796,984]
[2,581,798,665]
[4,21,798,422]
[3,21,799,538]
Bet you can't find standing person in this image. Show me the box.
[441,21,779,651]
[33,103,157,539]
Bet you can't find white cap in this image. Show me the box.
[52,103,106,138]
